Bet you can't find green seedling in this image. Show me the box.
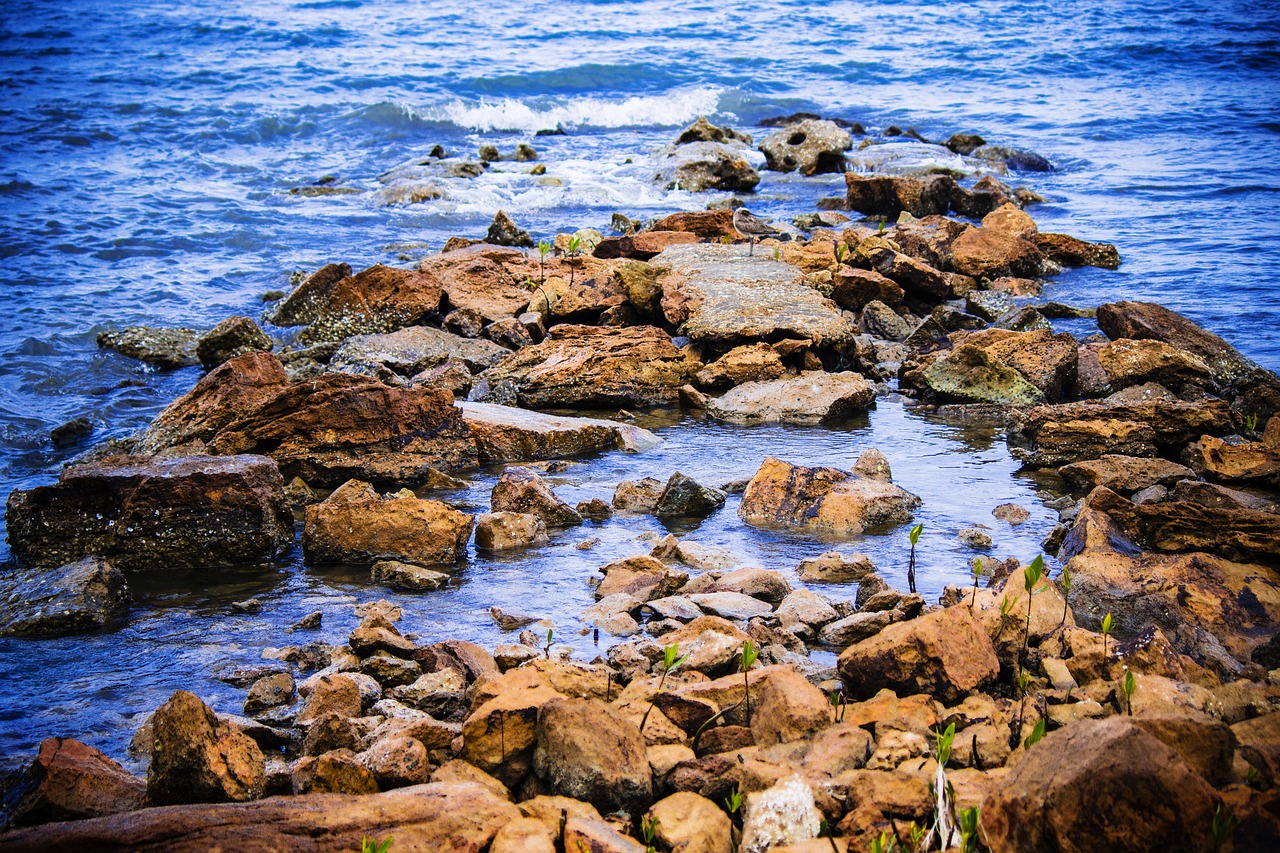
[833,241,847,271]
[1246,412,1259,433]
[741,639,760,725]
[1122,667,1136,716]
[818,818,840,853]
[1020,554,1047,670]
[639,642,689,732]
[934,721,956,768]
[907,820,927,850]
[361,837,392,853]
[1022,717,1045,749]
[907,523,924,594]
[1058,563,1072,629]
[566,234,583,287]
[724,786,743,816]
[537,239,552,285]
[1246,765,1261,786]
[543,627,554,660]
[869,831,897,853]
[640,814,659,853]
[957,806,981,853]
[830,688,846,723]
[1211,802,1240,852]
[1101,612,1114,658]
[969,557,985,610]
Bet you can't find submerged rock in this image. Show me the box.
[195,316,272,371]
[738,456,921,537]
[474,511,549,551]
[653,472,727,518]
[96,325,199,370]
[707,372,876,426]
[485,210,534,248]
[0,557,130,637]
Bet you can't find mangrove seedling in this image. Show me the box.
[1211,803,1240,852]
[741,639,760,725]
[361,837,393,853]
[640,814,659,853]
[1058,563,1072,629]
[537,238,552,285]
[969,556,985,610]
[1020,554,1047,670]
[1022,716,1045,750]
[1101,611,1114,658]
[1245,412,1259,434]
[543,627,554,660]
[818,819,841,853]
[830,687,846,723]
[639,642,689,732]
[926,722,960,850]
[869,831,897,853]
[957,806,981,853]
[566,234,583,288]
[724,786,743,818]
[907,522,924,594]
[1122,667,1136,716]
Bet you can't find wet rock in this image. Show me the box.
[485,210,534,247]
[577,497,612,521]
[613,477,666,513]
[491,466,581,527]
[856,301,912,342]
[837,605,999,704]
[596,555,687,601]
[1058,454,1195,495]
[371,560,451,591]
[195,316,272,372]
[647,210,738,242]
[359,735,430,789]
[1096,338,1215,393]
[949,226,1044,279]
[474,511,549,551]
[949,174,1020,219]
[676,115,752,147]
[6,454,292,571]
[759,119,852,175]
[982,718,1217,852]
[796,551,877,583]
[980,202,1037,238]
[688,591,772,620]
[329,325,510,378]
[708,372,876,426]
[653,472,727,518]
[1185,434,1280,489]
[421,247,532,323]
[911,344,1047,405]
[49,416,94,447]
[958,527,992,548]
[483,317,533,350]
[739,456,921,537]
[460,401,659,465]
[285,264,446,344]
[694,343,787,391]
[992,502,1030,524]
[480,324,699,408]
[749,666,832,747]
[656,244,857,352]
[243,672,295,716]
[349,614,417,659]
[303,479,473,566]
[3,737,147,829]
[948,327,1079,402]
[444,307,485,337]
[993,304,1051,333]
[96,325,199,370]
[147,690,264,805]
[1032,232,1121,269]
[843,173,954,219]
[657,141,760,192]
[0,556,130,638]
[832,269,905,315]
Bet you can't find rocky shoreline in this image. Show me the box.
[2,115,1279,851]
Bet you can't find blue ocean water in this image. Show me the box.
[0,0,1278,764]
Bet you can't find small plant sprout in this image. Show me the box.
[1211,802,1240,852]
[537,239,552,285]
[957,806,981,853]
[543,627,554,660]
[1022,716,1046,749]
[907,522,924,594]
[639,642,689,732]
[1020,554,1047,670]
[969,557,985,610]
[1245,412,1259,434]
[869,831,898,853]
[818,818,840,853]
[640,814,659,853]
[741,639,760,725]
[1058,563,1072,629]
[830,687,846,723]
[772,246,781,261]
[361,837,392,853]
[566,234,583,287]
[1101,612,1114,658]
[724,786,743,817]
[1122,667,1136,716]
[925,722,961,850]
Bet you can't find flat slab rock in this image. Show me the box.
[707,371,875,425]
[329,325,511,377]
[654,243,857,349]
[0,557,130,637]
[459,402,660,464]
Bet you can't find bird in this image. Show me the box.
[733,207,781,257]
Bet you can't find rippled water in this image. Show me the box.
[1,0,1278,766]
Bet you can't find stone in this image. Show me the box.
[653,472,727,518]
[474,511,549,551]
[776,590,839,629]
[1096,338,1215,392]
[1058,454,1195,495]
[818,611,893,647]
[749,666,832,746]
[656,141,760,192]
[759,120,852,175]
[597,555,687,601]
[950,327,1079,402]
[147,690,265,805]
[739,456,921,537]
[950,226,1043,279]
[648,792,732,853]
[712,567,792,603]
[264,262,350,326]
[1185,435,1280,489]
[913,344,1047,405]
[303,479,473,566]
[843,173,954,219]
[330,325,510,377]
[708,372,876,426]
[370,560,451,591]
[613,477,666,513]
[96,325,199,369]
[577,498,612,521]
[695,343,787,391]
[833,271,905,313]
[421,248,532,323]
[491,466,581,527]
[243,672,295,716]
[485,210,534,247]
[980,202,1037,238]
[992,503,1030,524]
[858,300,913,342]
[5,454,292,571]
[349,614,417,659]
[461,401,659,464]
[360,735,430,788]
[0,557,130,638]
[796,552,877,583]
[491,817,557,853]
[958,527,992,548]
[982,717,1217,852]
[196,316,272,371]
[444,307,485,338]
[1032,232,1121,269]
[661,616,753,677]
[479,324,699,408]
[740,774,823,853]
[1130,710,1236,787]
[563,817,649,853]
[4,737,147,828]
[656,244,858,352]
[837,606,999,704]
[533,698,652,815]
[289,264,445,344]
[688,592,773,620]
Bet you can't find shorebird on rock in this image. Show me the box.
[733,207,781,256]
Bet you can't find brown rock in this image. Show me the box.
[739,456,921,537]
[1185,434,1280,488]
[360,735,430,788]
[650,210,738,240]
[596,555,687,601]
[303,479,473,566]
[370,559,450,591]
[1096,338,1215,391]
[648,791,732,853]
[653,472,727,518]
[695,343,787,391]
[843,173,954,218]
[330,325,510,377]
[461,401,659,465]
[475,511,549,551]
[96,325,199,370]
[613,477,665,513]
[296,673,367,724]
[265,262,351,326]
[837,606,999,704]
[949,226,1043,279]
[5,454,292,571]
[0,556,131,638]
[831,268,905,312]
[795,551,877,583]
[5,737,147,828]
[423,249,531,322]
[749,666,832,746]
[980,203,1037,238]
[243,672,296,715]
[952,327,1079,402]
[462,683,564,786]
[1131,710,1236,786]
[708,372,876,426]
[1032,232,1121,269]
[292,264,444,344]
[147,690,265,805]
[491,466,582,527]
[533,697,652,815]
[563,817,648,853]
[1058,454,1195,494]
[491,817,557,853]
[982,717,1217,852]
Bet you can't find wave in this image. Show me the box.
[420,86,731,133]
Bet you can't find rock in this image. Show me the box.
[1096,338,1215,392]
[5,454,292,571]
[195,316,272,371]
[1185,434,1280,489]
[596,555,687,601]
[444,307,485,338]
[982,718,1217,852]
[577,498,612,521]
[695,343,787,391]
[949,226,1043,279]
[479,324,699,408]
[359,735,430,788]
[749,666,832,746]
[980,202,1037,238]
[0,557,130,638]
[818,611,893,647]
[483,317,533,349]
[96,325,199,369]
[491,466,581,527]
[843,173,954,219]
[243,672,295,716]
[1032,232,1121,269]
[832,270,905,314]
[491,817,557,853]
[474,511,549,551]
[759,120,852,175]
[858,300,912,342]
[147,690,264,805]
[656,244,858,352]
[775,590,839,630]
[646,792,731,853]
[330,326,510,378]
[1058,454,1195,495]
[837,606,999,704]
[0,781,520,851]
[912,344,1047,405]
[708,372,876,426]
[739,456,921,537]
[286,264,446,345]
[485,210,534,247]
[371,560,451,591]
[613,477,666,513]
[653,472,727,518]
[657,141,760,192]
[796,551,877,583]
[688,592,773,620]
[992,503,1030,524]
[3,737,147,828]
[947,327,1079,402]
[958,527,992,548]
[676,116,752,147]
[420,248,532,323]
[460,402,659,464]
[1130,710,1236,786]
[264,263,350,326]
[532,698,652,814]
[563,817,648,853]
[740,774,823,853]
[303,479,473,566]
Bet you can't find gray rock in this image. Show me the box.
[486,210,534,247]
[656,141,760,192]
[196,316,273,371]
[0,557,130,637]
[759,120,852,175]
[329,325,509,378]
[653,472,727,518]
[708,372,876,426]
[96,326,199,370]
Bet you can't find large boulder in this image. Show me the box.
[479,325,700,408]
[1095,338,1216,393]
[707,372,876,425]
[948,328,1079,402]
[421,246,532,323]
[647,792,732,853]
[533,698,652,815]
[949,226,1044,279]
[738,456,921,537]
[837,606,999,704]
[302,479,473,566]
[5,454,293,571]
[0,557,130,637]
[656,244,858,352]
[3,737,147,828]
[276,264,445,345]
[328,325,510,379]
[911,344,1046,405]
[0,782,520,851]
[982,718,1217,852]
[1058,455,1195,495]
[264,262,350,326]
[656,141,760,192]
[147,690,265,805]
[140,354,478,485]
[759,120,851,175]
[1185,434,1280,489]
[460,402,660,464]
[843,173,955,219]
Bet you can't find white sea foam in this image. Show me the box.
[423,86,728,132]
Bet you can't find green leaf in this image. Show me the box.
[909,523,924,546]
[1059,563,1072,593]
[1023,717,1046,749]
[1023,554,1044,593]
[1101,612,1114,636]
